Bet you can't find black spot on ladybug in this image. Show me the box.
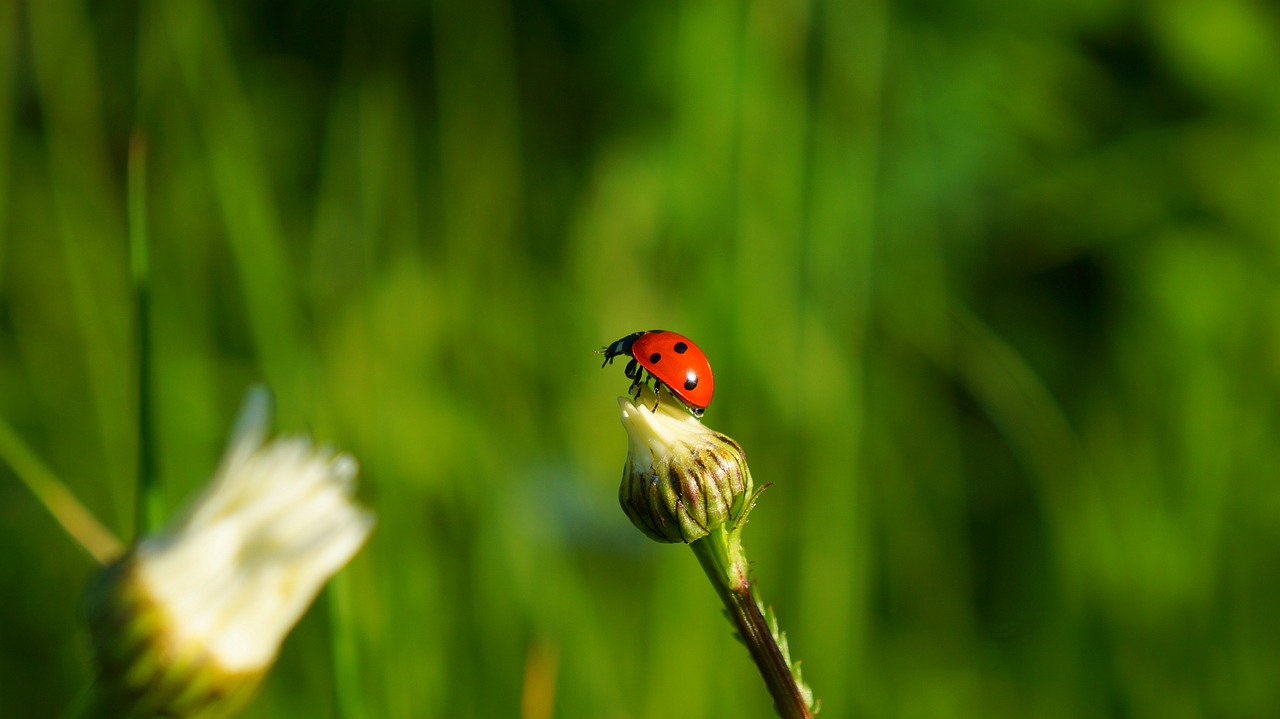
[674,342,688,353]
[649,352,662,364]
[684,371,698,391]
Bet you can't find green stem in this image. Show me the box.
[689,526,814,719]
[129,132,162,536]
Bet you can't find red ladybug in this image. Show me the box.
[600,329,715,417]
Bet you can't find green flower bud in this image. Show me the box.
[618,384,753,543]
[82,388,374,718]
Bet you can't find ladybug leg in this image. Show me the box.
[624,360,644,402]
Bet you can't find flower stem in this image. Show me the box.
[689,525,816,719]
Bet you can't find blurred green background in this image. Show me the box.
[3,0,1280,717]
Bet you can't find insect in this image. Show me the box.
[600,329,715,417]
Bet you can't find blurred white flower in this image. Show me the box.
[85,387,374,718]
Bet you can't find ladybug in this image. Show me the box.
[600,329,715,417]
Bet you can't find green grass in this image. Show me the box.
[3,0,1280,717]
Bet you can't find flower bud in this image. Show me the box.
[83,388,374,718]
[83,552,265,718]
[618,384,753,543]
